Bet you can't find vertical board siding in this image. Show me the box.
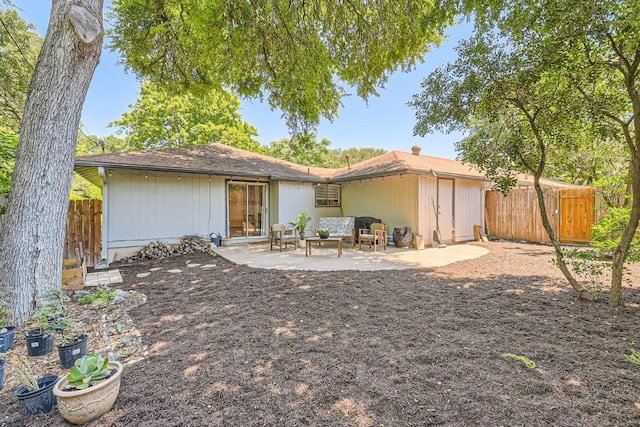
[454,179,484,242]
[557,188,597,243]
[64,199,101,267]
[485,187,600,244]
[107,171,227,245]
[485,187,554,243]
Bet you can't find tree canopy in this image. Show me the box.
[109,0,453,130]
[110,81,263,152]
[266,134,386,168]
[0,8,42,132]
[410,0,640,305]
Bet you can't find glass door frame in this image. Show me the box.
[226,180,268,239]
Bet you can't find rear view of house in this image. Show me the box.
[75,143,505,264]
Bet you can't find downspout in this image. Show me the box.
[94,166,109,269]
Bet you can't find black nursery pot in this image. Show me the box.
[25,329,54,356]
[57,334,88,368]
[0,326,16,352]
[14,375,59,416]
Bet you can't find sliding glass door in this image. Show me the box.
[227,182,267,238]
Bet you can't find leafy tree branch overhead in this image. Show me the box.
[108,0,453,131]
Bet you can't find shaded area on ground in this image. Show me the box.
[2,242,640,426]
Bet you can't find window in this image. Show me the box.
[315,183,341,207]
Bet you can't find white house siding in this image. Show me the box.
[418,175,438,246]
[270,181,317,236]
[453,178,485,242]
[106,170,226,260]
[418,176,485,246]
[341,175,419,233]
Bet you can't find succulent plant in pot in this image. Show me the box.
[54,353,124,425]
[0,298,15,353]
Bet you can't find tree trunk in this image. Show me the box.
[0,0,103,325]
[533,176,595,301]
[609,154,640,305]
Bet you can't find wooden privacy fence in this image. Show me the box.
[485,187,601,244]
[64,199,101,267]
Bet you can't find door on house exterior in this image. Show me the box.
[227,182,267,238]
[437,178,455,243]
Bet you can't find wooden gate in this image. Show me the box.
[64,200,102,267]
[557,188,596,244]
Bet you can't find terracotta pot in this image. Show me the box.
[53,360,123,425]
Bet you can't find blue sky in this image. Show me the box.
[10,1,469,160]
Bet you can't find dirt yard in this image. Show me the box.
[2,241,640,426]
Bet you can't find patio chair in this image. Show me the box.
[358,223,387,252]
[270,224,298,251]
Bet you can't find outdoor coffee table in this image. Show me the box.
[305,236,342,257]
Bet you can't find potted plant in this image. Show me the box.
[26,291,67,357]
[289,212,312,246]
[0,298,15,353]
[56,317,88,369]
[54,353,124,425]
[10,352,58,416]
[317,229,331,239]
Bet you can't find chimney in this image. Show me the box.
[345,154,351,170]
[411,145,421,156]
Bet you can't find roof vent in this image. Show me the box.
[411,145,421,156]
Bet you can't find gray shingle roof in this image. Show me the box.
[75,143,574,188]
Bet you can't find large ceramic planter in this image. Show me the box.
[54,360,123,425]
[57,334,89,368]
[14,375,59,416]
[0,326,15,352]
[25,329,54,356]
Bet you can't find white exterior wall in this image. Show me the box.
[418,175,438,246]
[342,175,419,232]
[453,178,485,242]
[274,181,341,235]
[418,175,485,246]
[105,170,227,261]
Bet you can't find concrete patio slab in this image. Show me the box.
[211,242,488,271]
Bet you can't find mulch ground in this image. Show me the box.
[2,241,640,426]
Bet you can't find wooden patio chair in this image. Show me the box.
[358,223,387,252]
[270,224,298,251]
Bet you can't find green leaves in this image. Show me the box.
[0,129,18,197]
[109,0,453,129]
[503,353,536,369]
[0,9,42,132]
[110,81,262,152]
[67,353,111,390]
